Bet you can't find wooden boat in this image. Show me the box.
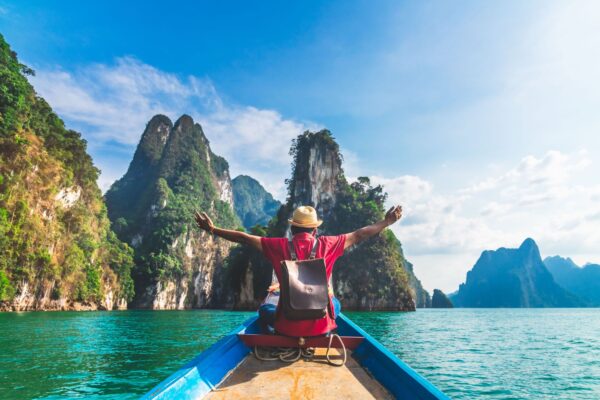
[142,314,449,399]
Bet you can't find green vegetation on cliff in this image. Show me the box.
[0,34,134,308]
[326,176,415,310]
[234,130,418,310]
[105,114,241,306]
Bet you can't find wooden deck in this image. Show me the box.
[205,349,393,400]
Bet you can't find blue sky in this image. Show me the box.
[2,1,600,292]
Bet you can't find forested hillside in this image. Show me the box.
[0,34,134,310]
[0,33,429,312]
[230,131,423,310]
[105,114,241,309]
[231,175,281,230]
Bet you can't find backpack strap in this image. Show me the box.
[288,241,297,261]
[309,239,319,259]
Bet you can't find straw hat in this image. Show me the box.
[288,205,323,228]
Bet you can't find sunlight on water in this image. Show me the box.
[1,309,599,399]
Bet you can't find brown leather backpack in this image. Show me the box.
[280,240,330,321]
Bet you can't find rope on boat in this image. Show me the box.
[253,346,315,362]
[325,333,346,367]
[253,334,346,367]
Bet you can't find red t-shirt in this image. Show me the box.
[261,232,346,337]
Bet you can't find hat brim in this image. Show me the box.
[288,219,323,228]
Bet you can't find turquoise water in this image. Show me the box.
[350,309,600,399]
[1,309,599,399]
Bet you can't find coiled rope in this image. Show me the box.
[254,346,315,362]
[253,334,346,367]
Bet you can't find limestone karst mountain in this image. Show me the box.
[107,124,430,311]
[431,289,453,308]
[402,253,431,308]
[451,238,582,307]
[104,114,241,309]
[251,130,420,310]
[231,175,281,230]
[0,34,134,311]
[544,256,600,306]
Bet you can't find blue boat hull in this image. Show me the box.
[142,314,449,400]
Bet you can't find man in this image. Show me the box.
[194,204,402,337]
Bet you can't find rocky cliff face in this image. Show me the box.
[231,175,281,230]
[0,34,134,311]
[405,259,431,308]
[105,114,241,309]
[266,130,417,310]
[287,134,344,220]
[224,239,273,310]
[431,289,453,308]
[451,238,582,307]
[544,256,600,306]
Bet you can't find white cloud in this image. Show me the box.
[31,59,196,145]
[372,150,599,293]
[461,150,590,196]
[371,175,432,205]
[339,147,361,181]
[24,0,600,294]
[29,57,315,199]
[201,106,320,198]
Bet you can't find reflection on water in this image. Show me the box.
[1,309,599,399]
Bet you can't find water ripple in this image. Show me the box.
[348,308,600,400]
[1,309,599,399]
[0,310,251,399]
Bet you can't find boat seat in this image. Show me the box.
[238,333,364,349]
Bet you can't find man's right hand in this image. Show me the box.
[194,210,263,252]
[385,205,403,226]
[194,211,214,233]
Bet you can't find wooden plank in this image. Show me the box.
[142,314,450,400]
[237,334,364,349]
[205,349,393,400]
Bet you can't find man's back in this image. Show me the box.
[261,233,346,336]
[194,204,403,335]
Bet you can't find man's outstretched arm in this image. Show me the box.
[194,211,263,252]
[344,205,402,250]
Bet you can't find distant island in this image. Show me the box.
[450,238,596,307]
[431,289,453,308]
[544,256,600,306]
